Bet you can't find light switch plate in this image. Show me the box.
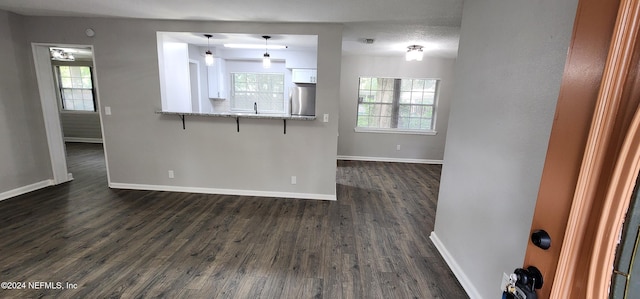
[291,176,297,185]
[323,114,329,122]
[104,106,112,115]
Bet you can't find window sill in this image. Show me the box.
[60,110,99,114]
[354,127,437,135]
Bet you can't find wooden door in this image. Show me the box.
[523,0,640,298]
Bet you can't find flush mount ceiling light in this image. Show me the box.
[50,48,75,61]
[204,34,214,66]
[262,35,271,69]
[406,45,424,61]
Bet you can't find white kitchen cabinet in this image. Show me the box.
[292,69,317,84]
[208,58,227,99]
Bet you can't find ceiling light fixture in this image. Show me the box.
[50,48,75,61]
[204,34,214,66]
[262,35,271,69]
[406,45,424,61]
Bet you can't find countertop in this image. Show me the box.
[156,110,316,121]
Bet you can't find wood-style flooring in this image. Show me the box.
[0,143,467,298]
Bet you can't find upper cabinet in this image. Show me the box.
[292,69,317,84]
[208,58,226,99]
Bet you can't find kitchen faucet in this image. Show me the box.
[254,102,257,114]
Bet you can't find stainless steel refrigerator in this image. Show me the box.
[290,84,316,116]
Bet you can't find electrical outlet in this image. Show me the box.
[104,106,112,115]
[396,144,401,151]
[291,176,297,185]
[168,170,174,179]
[323,114,329,122]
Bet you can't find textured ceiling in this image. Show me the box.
[0,0,463,58]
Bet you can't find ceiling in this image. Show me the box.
[0,0,463,58]
[162,32,318,52]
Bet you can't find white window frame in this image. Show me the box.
[53,64,97,113]
[355,77,439,135]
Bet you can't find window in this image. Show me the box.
[356,77,439,133]
[231,72,285,113]
[55,66,96,112]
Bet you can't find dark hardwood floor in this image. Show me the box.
[0,143,467,298]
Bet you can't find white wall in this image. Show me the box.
[338,55,455,162]
[0,10,52,197]
[23,16,342,200]
[432,0,579,298]
[159,37,191,112]
[187,45,210,113]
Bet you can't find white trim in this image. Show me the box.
[109,183,337,201]
[0,180,54,202]
[32,44,70,185]
[64,137,103,144]
[337,155,443,165]
[430,231,482,299]
[59,110,100,115]
[354,127,437,135]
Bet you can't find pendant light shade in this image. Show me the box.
[204,34,214,66]
[205,50,214,66]
[262,35,271,69]
[263,53,271,68]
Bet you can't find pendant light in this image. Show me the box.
[406,45,424,62]
[262,35,271,69]
[204,34,214,66]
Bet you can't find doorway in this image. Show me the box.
[31,43,110,185]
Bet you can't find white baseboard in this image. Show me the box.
[64,137,103,143]
[430,231,482,299]
[337,155,443,164]
[109,182,337,201]
[0,179,54,202]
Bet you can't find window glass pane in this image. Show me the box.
[82,90,93,100]
[59,66,70,77]
[424,80,437,92]
[65,100,74,110]
[80,67,91,77]
[412,79,426,92]
[61,78,72,88]
[400,79,413,91]
[82,78,92,88]
[72,89,83,100]
[72,78,83,88]
[378,90,394,103]
[379,78,395,90]
[399,105,410,117]
[85,101,95,111]
[422,92,435,105]
[400,91,411,104]
[380,104,393,117]
[70,67,81,77]
[72,100,83,110]
[359,78,371,90]
[411,92,423,104]
[63,89,74,100]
